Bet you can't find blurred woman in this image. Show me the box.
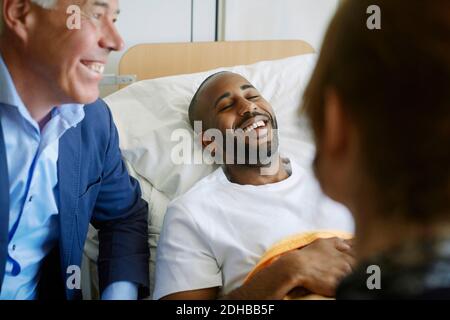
[303,0,450,299]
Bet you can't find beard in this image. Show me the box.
[224,113,280,167]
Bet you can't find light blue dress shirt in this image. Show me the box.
[0,56,137,300]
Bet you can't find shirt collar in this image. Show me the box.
[0,54,85,130]
[52,104,85,130]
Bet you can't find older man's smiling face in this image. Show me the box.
[25,0,123,104]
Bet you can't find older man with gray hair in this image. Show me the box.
[0,0,149,300]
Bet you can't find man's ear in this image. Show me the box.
[2,0,33,42]
[322,88,349,158]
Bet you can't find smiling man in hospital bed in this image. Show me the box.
[154,71,355,300]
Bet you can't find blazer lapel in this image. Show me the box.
[57,125,81,270]
[0,119,10,288]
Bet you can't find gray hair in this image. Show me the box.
[0,0,58,35]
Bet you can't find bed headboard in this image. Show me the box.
[119,40,315,82]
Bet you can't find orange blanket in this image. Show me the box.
[245,230,353,300]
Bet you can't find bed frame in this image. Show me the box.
[118,40,315,82]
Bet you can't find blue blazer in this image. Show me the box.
[0,99,150,300]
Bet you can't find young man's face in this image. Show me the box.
[197,72,279,164]
[24,0,123,104]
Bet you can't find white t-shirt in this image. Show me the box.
[153,159,354,299]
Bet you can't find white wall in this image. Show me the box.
[102,0,216,96]
[101,0,338,96]
[107,0,217,74]
[193,0,217,41]
[221,0,338,51]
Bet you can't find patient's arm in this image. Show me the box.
[160,237,354,300]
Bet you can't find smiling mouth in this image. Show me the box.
[80,60,105,76]
[236,114,271,134]
[232,118,271,141]
[242,120,268,133]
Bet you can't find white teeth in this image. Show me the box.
[241,120,266,133]
[83,62,105,75]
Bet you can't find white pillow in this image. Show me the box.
[105,53,317,201]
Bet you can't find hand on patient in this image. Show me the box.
[226,237,355,300]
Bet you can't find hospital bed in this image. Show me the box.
[82,40,318,299]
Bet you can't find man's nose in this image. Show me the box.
[99,21,124,52]
[237,98,257,116]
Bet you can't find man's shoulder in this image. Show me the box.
[77,98,115,144]
[60,98,117,160]
[82,98,111,125]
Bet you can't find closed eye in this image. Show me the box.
[220,104,233,112]
[248,96,260,100]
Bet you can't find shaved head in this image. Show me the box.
[188,71,230,129]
